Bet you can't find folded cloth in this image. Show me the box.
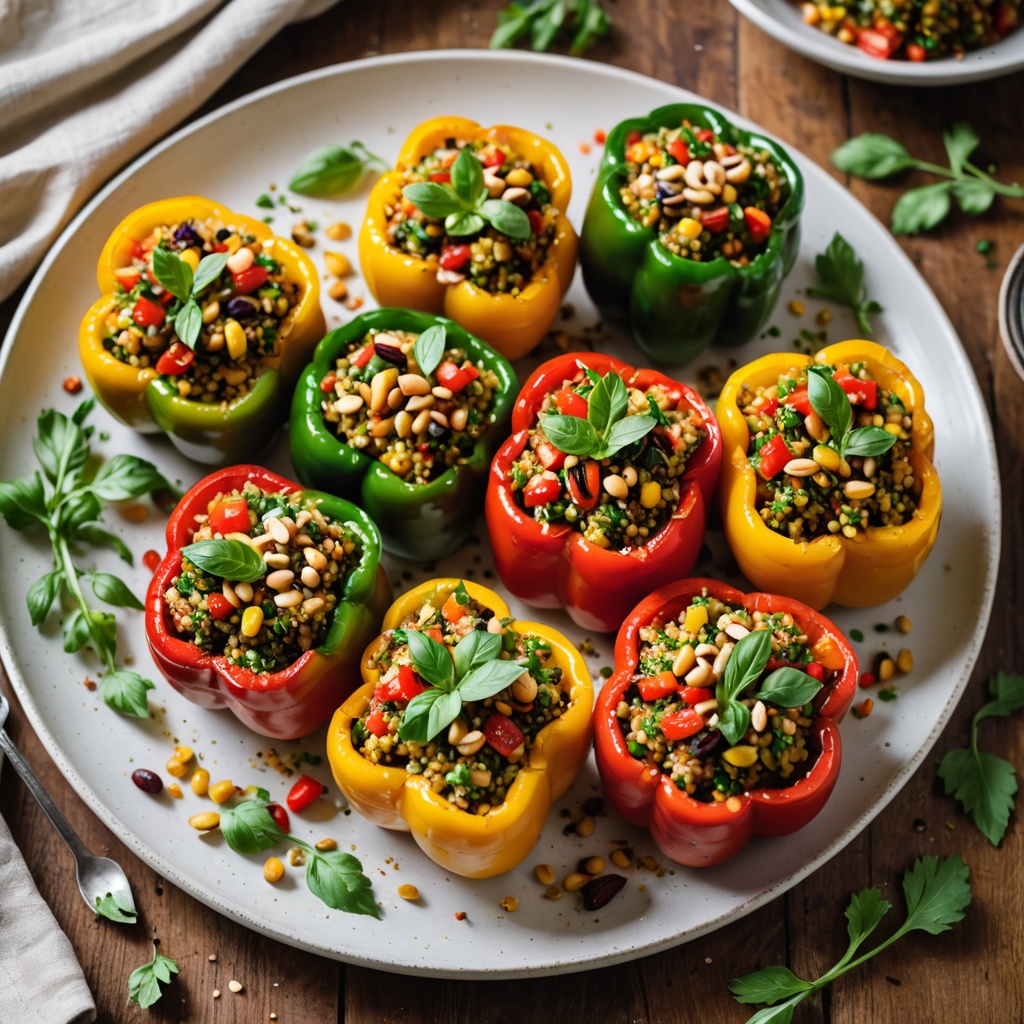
[0,806,96,1024]
[0,0,340,304]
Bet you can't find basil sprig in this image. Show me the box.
[181,538,266,582]
[402,146,531,241]
[807,367,896,460]
[413,323,446,379]
[806,232,883,337]
[288,141,387,197]
[715,628,823,746]
[398,628,525,744]
[540,368,656,460]
[150,246,230,351]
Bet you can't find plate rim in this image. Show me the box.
[0,47,1002,977]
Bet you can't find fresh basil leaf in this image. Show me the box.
[305,846,380,918]
[150,247,192,303]
[26,572,61,626]
[531,0,566,50]
[647,394,671,427]
[181,539,266,582]
[90,454,168,502]
[587,371,627,436]
[71,524,133,563]
[451,146,485,205]
[289,144,365,197]
[754,667,822,709]
[100,668,154,718]
[128,951,180,1009]
[398,688,442,743]
[64,607,115,657]
[490,2,533,48]
[952,178,996,216]
[56,488,102,535]
[843,426,896,458]
[445,210,486,237]
[938,747,1017,846]
[191,251,229,295]
[171,298,203,351]
[413,324,446,379]
[729,965,812,1006]
[453,580,471,605]
[406,629,454,689]
[601,413,656,456]
[402,182,463,219]
[539,412,599,456]
[220,799,284,855]
[739,998,802,1024]
[0,473,48,530]
[891,181,953,235]
[71,397,96,426]
[35,408,89,483]
[830,133,915,180]
[424,688,464,742]
[85,572,143,610]
[943,121,980,177]
[720,629,772,703]
[452,630,502,679]
[900,854,971,935]
[94,889,138,924]
[458,659,525,702]
[845,887,891,949]
[570,0,611,53]
[717,699,751,747]
[480,198,531,240]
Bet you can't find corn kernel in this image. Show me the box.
[314,838,338,852]
[188,811,220,832]
[209,779,235,804]
[324,251,353,277]
[241,606,264,637]
[896,648,914,674]
[877,657,896,682]
[640,480,662,509]
[722,745,759,767]
[325,221,352,241]
[610,848,632,869]
[788,299,805,315]
[677,217,702,240]
[398,884,420,901]
[179,247,200,271]
[563,872,589,893]
[191,768,210,796]
[174,745,193,763]
[263,857,284,884]
[165,756,188,778]
[895,615,912,634]
[813,444,840,472]
[535,864,555,885]
[224,319,247,361]
[684,603,709,634]
[499,896,519,912]
[167,783,183,799]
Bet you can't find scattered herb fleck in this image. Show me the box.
[255,193,275,209]
[850,628,864,642]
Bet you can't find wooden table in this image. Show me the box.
[2,2,1022,1020]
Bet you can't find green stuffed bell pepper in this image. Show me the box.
[579,104,804,365]
[289,308,517,561]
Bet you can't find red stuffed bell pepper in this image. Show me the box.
[485,352,722,633]
[146,465,390,739]
[594,578,857,867]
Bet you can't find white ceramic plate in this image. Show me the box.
[0,51,999,978]
[729,0,1024,85]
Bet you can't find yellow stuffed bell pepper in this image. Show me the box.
[79,196,324,464]
[717,340,941,609]
[326,578,593,878]
[358,116,578,361]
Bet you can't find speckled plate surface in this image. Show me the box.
[728,0,1024,85]
[0,50,999,977]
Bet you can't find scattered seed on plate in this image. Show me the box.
[499,896,519,912]
[228,979,244,994]
[398,884,420,901]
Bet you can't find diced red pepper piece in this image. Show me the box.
[429,171,451,183]
[553,387,588,418]
[132,295,167,328]
[208,497,250,536]
[365,708,389,737]
[267,802,290,833]
[376,664,428,703]
[760,396,779,418]
[484,713,525,757]
[425,626,444,645]
[207,593,234,621]
[435,360,477,392]
[286,774,326,812]
[701,207,730,235]
[637,671,679,701]
[483,148,506,168]
[350,343,374,369]
[523,472,561,508]
[114,266,142,290]
[994,3,1018,35]
[155,342,194,375]
[680,686,713,707]
[527,209,545,236]
[320,372,337,393]
[783,386,811,415]
[566,459,600,510]
[626,130,642,147]
[439,244,472,271]
[442,591,468,624]
[806,661,826,682]
[659,708,705,741]
[695,129,715,143]
[758,434,792,480]
[667,138,690,165]
[232,265,269,295]
[857,27,903,59]
[905,42,927,61]
[743,206,773,243]
[833,372,878,410]
[126,238,147,260]
[535,441,566,471]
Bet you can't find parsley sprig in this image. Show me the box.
[402,146,531,241]
[540,368,657,460]
[938,671,1024,846]
[150,246,229,351]
[807,366,896,460]
[0,401,168,717]
[831,122,1024,235]
[94,889,137,924]
[490,0,611,55]
[806,232,883,336]
[128,945,180,1009]
[731,855,971,1023]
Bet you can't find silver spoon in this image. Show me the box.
[0,691,137,918]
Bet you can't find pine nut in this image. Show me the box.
[844,480,876,500]
[456,730,485,755]
[672,645,697,677]
[784,458,819,477]
[300,566,320,588]
[751,700,768,732]
[336,394,364,415]
[304,547,328,571]
[535,864,555,885]
[563,872,590,893]
[274,590,303,608]
[189,811,221,832]
[603,474,628,499]
[266,517,290,545]
[398,373,430,396]
[266,569,295,591]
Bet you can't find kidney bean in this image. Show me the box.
[582,874,626,911]
[132,768,163,794]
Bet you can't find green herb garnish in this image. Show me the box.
[288,142,387,197]
[0,401,167,718]
[181,538,266,582]
[413,324,446,379]
[540,368,656,460]
[398,629,525,744]
[938,671,1024,846]
[807,367,896,460]
[128,946,180,1009]
[402,146,531,241]
[150,246,230,351]
[730,855,970,1022]
[831,122,1024,235]
[490,0,611,55]
[805,233,883,336]
[94,889,137,924]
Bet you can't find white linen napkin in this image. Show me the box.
[0,0,341,304]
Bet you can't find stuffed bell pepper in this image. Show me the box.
[359,116,578,360]
[145,465,390,739]
[594,578,857,867]
[326,579,593,878]
[80,197,324,464]
[485,352,722,633]
[579,104,803,365]
[289,308,516,560]
[717,340,941,609]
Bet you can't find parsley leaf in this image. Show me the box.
[94,888,138,924]
[805,232,883,336]
[490,0,611,55]
[128,947,180,1009]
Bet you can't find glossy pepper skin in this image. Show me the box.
[326,579,594,878]
[579,104,804,366]
[358,116,578,361]
[594,578,858,867]
[145,465,391,740]
[717,340,942,609]
[79,197,325,465]
[484,352,723,633]
[289,308,517,561]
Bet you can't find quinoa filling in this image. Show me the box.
[741,361,917,541]
[619,120,789,265]
[353,588,568,814]
[319,327,500,484]
[165,483,359,674]
[616,594,828,802]
[103,217,301,403]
